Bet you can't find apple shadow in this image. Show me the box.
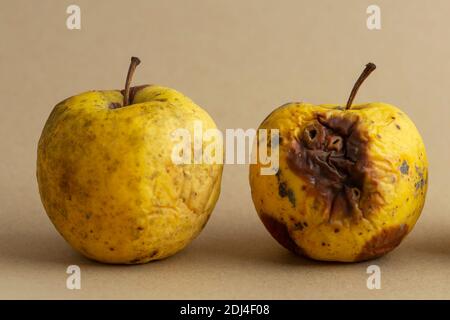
[189,223,362,269]
[0,221,91,267]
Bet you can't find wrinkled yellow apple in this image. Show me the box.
[37,57,223,264]
[249,63,428,262]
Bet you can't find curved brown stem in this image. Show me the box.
[345,62,376,110]
[123,56,141,106]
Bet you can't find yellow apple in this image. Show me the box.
[250,63,428,262]
[37,57,223,264]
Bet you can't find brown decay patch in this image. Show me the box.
[356,224,408,261]
[259,212,306,257]
[286,113,370,222]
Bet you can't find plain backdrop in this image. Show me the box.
[1,0,450,299]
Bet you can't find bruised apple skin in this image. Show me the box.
[249,63,428,262]
[37,57,223,264]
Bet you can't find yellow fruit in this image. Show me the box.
[249,63,428,262]
[37,57,223,264]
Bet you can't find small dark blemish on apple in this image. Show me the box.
[399,160,409,175]
[321,242,326,246]
[137,226,144,231]
[150,250,159,258]
[396,124,401,130]
[109,247,115,251]
[415,179,425,190]
[109,102,122,109]
[129,249,159,264]
[85,212,92,220]
[356,224,408,261]
[276,170,296,207]
[334,228,340,233]
[276,178,285,196]
[414,166,426,190]
[294,222,304,231]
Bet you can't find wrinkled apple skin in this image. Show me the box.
[249,103,428,262]
[37,86,223,264]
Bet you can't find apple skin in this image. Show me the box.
[37,85,223,264]
[249,102,428,262]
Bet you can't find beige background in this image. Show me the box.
[1,0,450,299]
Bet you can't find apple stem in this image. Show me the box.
[345,62,376,110]
[123,56,141,106]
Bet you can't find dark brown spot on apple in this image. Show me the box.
[396,124,401,130]
[356,224,408,261]
[108,102,122,109]
[277,182,296,208]
[150,250,159,258]
[128,250,159,264]
[287,114,370,222]
[276,170,296,207]
[259,212,306,256]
